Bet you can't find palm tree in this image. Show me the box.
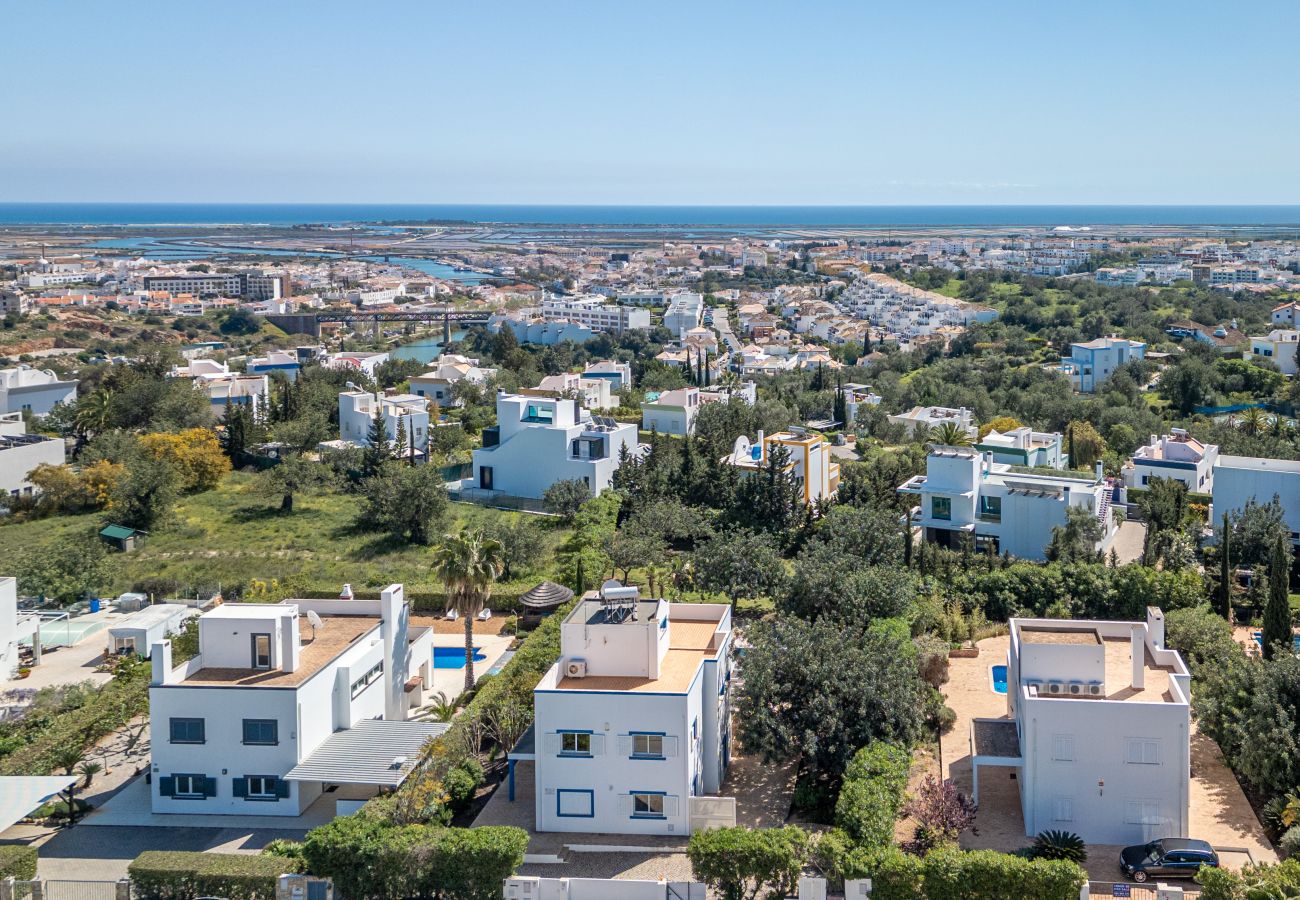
[1239,407,1269,436]
[432,528,506,693]
[73,389,114,440]
[1271,415,1296,439]
[930,421,973,448]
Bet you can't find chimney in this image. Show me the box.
[1146,607,1165,649]
[151,640,173,685]
[380,584,409,721]
[281,609,300,673]
[1095,460,1105,483]
[1131,624,1145,690]
[757,429,765,461]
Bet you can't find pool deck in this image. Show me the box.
[423,627,513,700]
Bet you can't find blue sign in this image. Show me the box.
[1112,885,1131,898]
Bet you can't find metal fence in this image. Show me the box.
[0,880,126,900]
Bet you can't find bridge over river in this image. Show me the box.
[262,308,492,339]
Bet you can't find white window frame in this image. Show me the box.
[632,793,665,818]
[1126,738,1161,765]
[632,734,665,759]
[173,774,204,798]
[560,732,592,756]
[246,775,277,800]
[1052,734,1075,762]
[1053,796,1075,822]
[1125,799,1161,824]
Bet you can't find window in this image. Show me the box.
[632,792,665,818]
[632,734,665,759]
[1127,739,1161,765]
[350,660,384,699]
[560,732,592,756]
[931,497,951,521]
[172,774,209,798]
[251,633,272,670]
[246,776,279,800]
[1125,799,1161,824]
[556,789,594,818]
[242,719,279,746]
[978,496,1001,522]
[1052,735,1075,762]
[169,718,205,744]
[1053,797,1075,822]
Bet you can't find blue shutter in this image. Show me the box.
[203,776,218,798]
[158,776,175,797]
[232,777,248,798]
[275,779,291,799]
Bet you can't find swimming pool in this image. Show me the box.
[433,646,487,669]
[991,665,1008,694]
[20,619,107,648]
[1253,632,1300,652]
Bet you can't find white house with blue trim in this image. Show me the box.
[1123,430,1219,494]
[510,585,734,835]
[1058,336,1146,393]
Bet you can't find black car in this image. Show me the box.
[1120,838,1219,882]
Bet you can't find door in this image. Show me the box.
[479,466,493,490]
[252,633,272,669]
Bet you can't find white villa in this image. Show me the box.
[338,391,429,453]
[0,413,66,501]
[508,584,734,836]
[409,355,497,407]
[0,365,77,416]
[583,360,634,391]
[148,587,440,817]
[1058,336,1147,393]
[1123,431,1218,494]
[470,393,639,500]
[971,609,1191,845]
[1213,454,1300,544]
[898,448,1118,561]
[888,405,976,439]
[641,387,701,436]
[842,383,883,426]
[525,372,615,411]
[975,427,1067,470]
[1250,330,1300,376]
[723,429,839,504]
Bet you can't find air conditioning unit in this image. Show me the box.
[565,659,588,678]
[1046,681,1065,695]
[1088,682,1104,696]
[1068,681,1084,696]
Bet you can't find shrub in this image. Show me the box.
[1282,826,1300,860]
[687,826,810,900]
[1030,830,1087,863]
[128,850,299,900]
[854,847,1085,900]
[0,845,37,880]
[835,741,911,847]
[1199,857,1300,899]
[443,756,485,813]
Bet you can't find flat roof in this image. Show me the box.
[1019,626,1101,646]
[554,619,719,693]
[1217,454,1300,474]
[972,719,1021,759]
[181,615,379,688]
[108,603,188,632]
[201,603,293,620]
[282,719,448,787]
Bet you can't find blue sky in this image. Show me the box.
[2,0,1297,205]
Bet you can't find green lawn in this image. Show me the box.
[0,472,571,599]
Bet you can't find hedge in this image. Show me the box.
[837,847,1086,900]
[128,850,300,900]
[299,816,528,900]
[0,845,37,881]
[835,741,911,847]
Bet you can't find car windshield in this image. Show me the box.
[1146,843,1163,861]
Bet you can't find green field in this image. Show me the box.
[0,472,571,600]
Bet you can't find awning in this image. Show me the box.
[508,723,536,762]
[0,776,76,832]
[283,720,449,787]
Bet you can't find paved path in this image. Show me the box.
[1110,520,1147,565]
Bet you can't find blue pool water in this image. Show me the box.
[991,665,1008,694]
[434,646,486,669]
[1252,632,1300,652]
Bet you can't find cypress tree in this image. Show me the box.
[1218,512,1233,622]
[1263,533,1293,661]
[363,403,390,477]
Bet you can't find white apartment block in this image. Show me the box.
[471,393,638,500]
[1213,455,1300,543]
[1123,431,1218,494]
[143,271,286,300]
[723,429,839,504]
[887,405,976,438]
[833,273,997,342]
[975,427,1067,470]
[1,577,40,680]
[970,610,1190,845]
[1250,330,1300,376]
[148,588,438,817]
[641,388,701,436]
[1058,336,1146,393]
[0,415,66,500]
[509,586,733,836]
[0,365,77,416]
[663,293,705,340]
[898,448,1117,561]
[338,391,429,453]
[538,295,651,335]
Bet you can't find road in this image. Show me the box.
[711,307,740,352]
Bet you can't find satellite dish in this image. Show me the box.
[731,435,751,464]
[306,609,324,639]
[339,583,354,600]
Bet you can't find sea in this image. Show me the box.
[3,203,1300,228]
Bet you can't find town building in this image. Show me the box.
[898,448,1118,561]
[470,393,638,500]
[143,271,288,301]
[1123,431,1219,494]
[0,365,77,416]
[409,355,497,407]
[536,295,651,335]
[975,427,1067,470]
[338,391,429,454]
[148,589,439,817]
[0,415,66,501]
[1249,330,1300,376]
[641,388,701,436]
[722,429,839,504]
[1058,337,1147,393]
[970,610,1190,845]
[663,293,705,340]
[887,405,976,439]
[582,360,633,391]
[1213,455,1300,544]
[510,584,733,835]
